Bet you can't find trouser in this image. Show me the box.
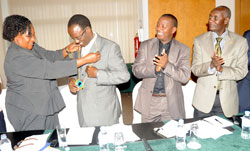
[142,96,172,123]
[194,93,223,118]
[0,111,6,132]
[6,104,59,131]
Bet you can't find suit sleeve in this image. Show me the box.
[12,51,77,80]
[96,43,130,85]
[163,46,191,84]
[191,38,214,77]
[219,38,248,81]
[33,43,65,61]
[132,41,156,79]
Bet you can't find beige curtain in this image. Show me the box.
[7,0,138,63]
[0,2,7,88]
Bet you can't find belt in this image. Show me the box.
[152,93,166,97]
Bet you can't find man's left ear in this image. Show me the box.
[224,17,230,25]
[172,27,177,34]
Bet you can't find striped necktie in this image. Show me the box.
[215,37,223,57]
[215,37,223,90]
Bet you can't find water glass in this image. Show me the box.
[187,123,201,149]
[56,126,67,148]
[114,132,125,151]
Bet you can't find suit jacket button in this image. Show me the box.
[214,86,216,88]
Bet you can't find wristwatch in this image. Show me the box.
[65,47,70,54]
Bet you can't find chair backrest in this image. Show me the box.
[116,88,123,124]
[182,80,196,119]
[0,89,15,132]
[132,81,142,124]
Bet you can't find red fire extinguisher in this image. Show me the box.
[134,33,140,58]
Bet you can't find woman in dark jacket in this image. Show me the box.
[3,15,100,131]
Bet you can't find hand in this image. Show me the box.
[153,52,168,71]
[210,51,224,70]
[84,51,101,64]
[216,65,223,72]
[66,42,81,53]
[86,66,98,78]
[68,78,79,93]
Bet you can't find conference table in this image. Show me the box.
[1,116,249,151]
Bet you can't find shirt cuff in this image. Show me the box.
[208,66,216,74]
[96,71,99,78]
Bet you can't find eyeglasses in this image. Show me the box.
[74,27,87,41]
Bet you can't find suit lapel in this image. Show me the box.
[221,31,233,58]
[150,38,159,59]
[206,32,215,56]
[168,39,179,63]
[90,34,102,53]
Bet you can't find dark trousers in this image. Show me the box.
[0,111,6,132]
[194,93,224,118]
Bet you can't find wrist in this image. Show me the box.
[65,47,71,54]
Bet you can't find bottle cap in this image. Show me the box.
[1,134,7,140]
[178,119,184,125]
[245,111,250,116]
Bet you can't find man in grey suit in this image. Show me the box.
[132,14,191,122]
[67,14,130,127]
[192,6,248,118]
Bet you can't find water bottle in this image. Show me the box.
[98,127,110,151]
[0,134,13,151]
[176,119,186,150]
[241,111,250,139]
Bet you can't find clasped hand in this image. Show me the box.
[153,52,168,72]
[211,51,224,72]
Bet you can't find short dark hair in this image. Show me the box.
[216,5,231,18]
[68,14,91,30]
[161,14,178,28]
[2,15,32,42]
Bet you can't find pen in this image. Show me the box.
[203,119,213,125]
[142,138,153,151]
[215,118,223,124]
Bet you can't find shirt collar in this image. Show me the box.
[83,32,97,50]
[159,39,172,49]
[213,29,228,40]
[81,32,97,56]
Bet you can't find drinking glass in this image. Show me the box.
[187,123,201,149]
[56,126,67,149]
[114,132,125,151]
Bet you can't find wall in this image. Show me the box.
[148,0,215,51]
[235,0,250,35]
[0,1,7,87]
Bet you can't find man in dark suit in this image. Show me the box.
[238,30,250,113]
[132,14,191,122]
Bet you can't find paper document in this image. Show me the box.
[153,120,179,138]
[203,116,233,128]
[66,127,95,145]
[194,120,232,139]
